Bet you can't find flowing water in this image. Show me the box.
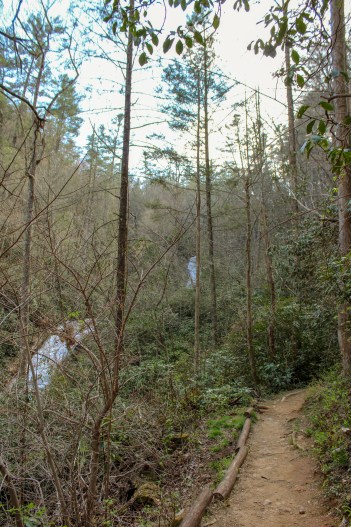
[187,256,196,287]
[29,320,91,389]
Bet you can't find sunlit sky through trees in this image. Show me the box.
[3,0,349,175]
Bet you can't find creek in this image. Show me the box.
[187,256,196,287]
[29,320,91,389]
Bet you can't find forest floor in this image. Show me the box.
[206,389,337,527]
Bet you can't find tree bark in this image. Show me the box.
[261,193,276,358]
[86,3,134,523]
[114,0,134,385]
[331,0,351,374]
[256,92,276,358]
[203,42,218,346]
[0,455,24,527]
[284,28,299,216]
[244,175,259,386]
[19,49,46,377]
[179,486,213,527]
[235,418,251,452]
[194,72,201,373]
[214,446,249,500]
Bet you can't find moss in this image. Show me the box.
[207,412,246,455]
[210,456,232,484]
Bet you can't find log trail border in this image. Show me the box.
[179,404,259,527]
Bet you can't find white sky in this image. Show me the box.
[74,0,289,174]
[2,0,308,172]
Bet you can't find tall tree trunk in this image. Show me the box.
[194,72,201,373]
[242,102,259,387]
[261,190,276,358]
[285,33,302,359]
[331,0,351,374]
[0,455,24,527]
[114,1,133,385]
[255,92,276,358]
[244,176,259,386]
[86,3,134,522]
[83,129,97,255]
[203,43,218,346]
[284,25,299,216]
[19,50,45,376]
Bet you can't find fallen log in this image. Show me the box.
[213,446,248,501]
[256,404,269,411]
[244,406,255,417]
[179,486,213,527]
[235,418,251,452]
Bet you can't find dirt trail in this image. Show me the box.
[208,390,335,527]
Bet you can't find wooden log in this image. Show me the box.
[179,486,213,527]
[256,404,269,411]
[235,418,251,452]
[244,406,255,417]
[214,446,248,501]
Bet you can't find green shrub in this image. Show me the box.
[306,368,351,518]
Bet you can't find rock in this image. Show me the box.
[263,499,272,506]
[279,507,292,513]
[299,507,306,514]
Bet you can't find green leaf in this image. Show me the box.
[213,13,220,30]
[151,33,159,46]
[318,120,327,135]
[175,39,184,55]
[297,104,309,119]
[139,52,148,66]
[193,31,204,45]
[243,0,250,11]
[185,36,193,48]
[146,42,153,55]
[163,37,174,53]
[306,119,316,134]
[181,0,187,10]
[296,74,304,88]
[194,0,201,13]
[296,17,307,34]
[291,49,300,65]
[276,18,287,46]
[319,101,334,112]
[112,22,117,35]
[263,44,276,58]
[344,116,351,125]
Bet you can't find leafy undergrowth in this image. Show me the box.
[126,397,252,526]
[306,368,351,524]
[0,372,254,527]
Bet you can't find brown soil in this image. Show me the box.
[207,389,336,527]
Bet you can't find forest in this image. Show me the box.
[0,0,350,525]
